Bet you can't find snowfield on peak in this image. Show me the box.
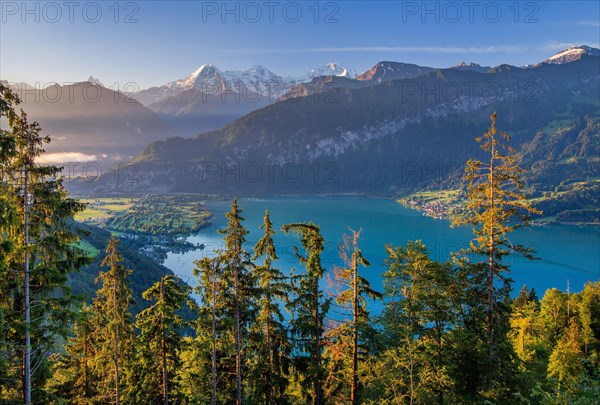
[134,62,356,106]
[545,45,600,64]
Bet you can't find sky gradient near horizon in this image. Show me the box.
[1,1,599,88]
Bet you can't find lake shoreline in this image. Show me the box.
[76,192,600,229]
[162,196,599,299]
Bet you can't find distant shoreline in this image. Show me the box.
[73,192,600,228]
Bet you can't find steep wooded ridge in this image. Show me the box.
[70,223,184,315]
[84,56,599,217]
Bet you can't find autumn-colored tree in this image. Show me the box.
[452,112,540,363]
[323,229,380,404]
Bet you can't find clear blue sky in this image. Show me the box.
[1,1,598,88]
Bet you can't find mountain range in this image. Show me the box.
[133,62,360,135]
[72,47,600,221]
[3,45,599,222]
[132,60,491,135]
[127,45,600,136]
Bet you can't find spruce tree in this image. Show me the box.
[48,305,96,402]
[281,222,330,405]
[0,84,87,403]
[90,237,134,404]
[132,275,190,404]
[193,256,223,404]
[249,210,291,404]
[218,198,255,404]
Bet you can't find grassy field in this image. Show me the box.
[105,194,212,235]
[74,197,137,222]
[75,194,213,236]
[77,240,100,258]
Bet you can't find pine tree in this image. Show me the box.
[513,285,531,310]
[132,275,190,404]
[281,222,330,405]
[249,210,291,404]
[452,112,540,366]
[90,237,134,404]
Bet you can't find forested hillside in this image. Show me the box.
[70,222,184,315]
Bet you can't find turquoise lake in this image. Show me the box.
[163,196,600,303]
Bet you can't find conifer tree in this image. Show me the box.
[249,210,291,404]
[324,229,380,404]
[193,256,222,404]
[48,304,96,402]
[452,112,540,362]
[281,222,330,405]
[218,198,255,404]
[91,237,134,404]
[0,83,87,403]
[132,275,190,404]
[376,241,455,403]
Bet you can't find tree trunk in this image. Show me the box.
[212,264,218,405]
[313,276,321,405]
[161,278,169,405]
[23,163,32,405]
[351,251,359,405]
[235,260,242,405]
[114,279,120,405]
[266,294,272,404]
[487,144,495,362]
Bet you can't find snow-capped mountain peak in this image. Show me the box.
[307,62,357,79]
[169,64,226,92]
[221,65,288,96]
[247,64,270,74]
[135,62,360,106]
[190,63,221,77]
[545,45,600,64]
